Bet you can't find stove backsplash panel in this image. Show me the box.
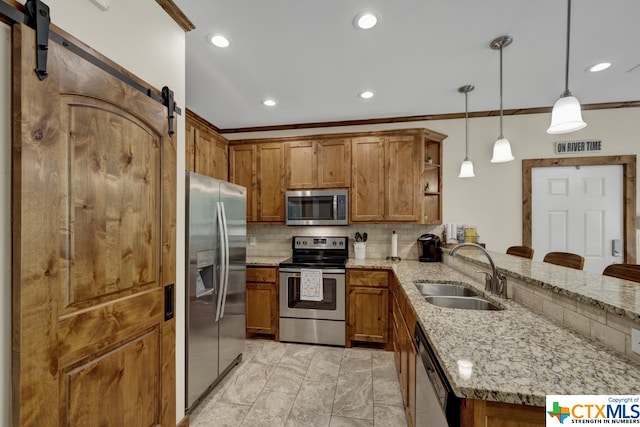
[247,223,443,260]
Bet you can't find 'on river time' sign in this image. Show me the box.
[555,140,602,154]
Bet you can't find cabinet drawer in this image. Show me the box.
[347,269,389,288]
[247,267,277,283]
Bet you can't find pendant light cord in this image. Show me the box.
[563,0,572,97]
[464,91,469,160]
[499,44,504,139]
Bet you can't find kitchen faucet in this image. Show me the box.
[449,243,507,298]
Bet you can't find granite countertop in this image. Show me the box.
[446,248,640,322]
[349,259,640,407]
[246,256,287,266]
[246,253,640,406]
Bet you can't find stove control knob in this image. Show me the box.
[332,241,337,246]
[339,241,344,246]
[302,241,307,245]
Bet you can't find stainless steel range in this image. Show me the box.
[279,236,348,346]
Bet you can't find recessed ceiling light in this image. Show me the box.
[358,91,375,99]
[262,99,277,107]
[588,62,611,72]
[353,11,380,30]
[208,34,230,48]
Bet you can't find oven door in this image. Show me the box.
[279,269,345,321]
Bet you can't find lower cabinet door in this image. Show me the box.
[348,287,389,343]
[246,282,277,335]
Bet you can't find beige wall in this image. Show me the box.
[2,1,187,424]
[227,107,640,253]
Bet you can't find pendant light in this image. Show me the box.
[547,0,586,134]
[490,35,515,163]
[458,85,475,178]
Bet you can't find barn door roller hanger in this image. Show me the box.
[1,0,182,136]
[25,0,50,80]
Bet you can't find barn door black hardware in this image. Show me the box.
[164,284,175,321]
[1,1,182,136]
[25,0,51,80]
[162,86,182,137]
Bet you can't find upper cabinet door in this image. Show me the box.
[229,144,257,221]
[285,138,351,189]
[256,143,285,222]
[385,134,421,222]
[351,136,385,221]
[284,141,317,189]
[317,138,351,188]
[195,129,228,180]
[186,109,229,180]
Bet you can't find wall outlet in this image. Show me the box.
[633,328,640,355]
[249,236,256,246]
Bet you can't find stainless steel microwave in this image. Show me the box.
[285,189,349,226]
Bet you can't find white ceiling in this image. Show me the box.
[174,0,640,131]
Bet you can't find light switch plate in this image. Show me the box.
[632,328,640,355]
[89,0,109,11]
[249,236,256,246]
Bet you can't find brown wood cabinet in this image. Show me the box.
[423,136,443,224]
[351,136,385,221]
[346,269,389,347]
[229,142,284,222]
[460,399,545,427]
[229,144,257,221]
[185,109,228,180]
[284,138,351,189]
[232,127,445,224]
[351,129,446,223]
[390,275,417,427]
[285,141,316,188]
[246,267,279,339]
[386,133,422,221]
[257,143,285,221]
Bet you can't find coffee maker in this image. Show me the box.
[417,234,442,262]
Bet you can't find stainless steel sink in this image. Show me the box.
[414,282,480,297]
[424,295,504,311]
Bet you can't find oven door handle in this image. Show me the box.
[279,268,345,275]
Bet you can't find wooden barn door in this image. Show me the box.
[12,23,176,426]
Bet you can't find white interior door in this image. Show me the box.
[532,165,623,273]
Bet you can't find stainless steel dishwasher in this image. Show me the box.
[415,324,460,427]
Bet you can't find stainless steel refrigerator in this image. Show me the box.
[185,171,246,411]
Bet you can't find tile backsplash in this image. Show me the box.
[247,223,443,260]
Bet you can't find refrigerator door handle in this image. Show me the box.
[215,201,226,322]
[219,201,230,318]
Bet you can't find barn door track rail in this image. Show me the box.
[1,0,181,136]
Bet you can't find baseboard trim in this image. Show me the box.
[177,414,189,427]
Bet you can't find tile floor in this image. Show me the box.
[189,339,408,427]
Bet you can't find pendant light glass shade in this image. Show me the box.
[458,85,475,178]
[547,95,586,134]
[490,35,514,164]
[491,138,515,163]
[547,0,586,134]
[459,159,475,178]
